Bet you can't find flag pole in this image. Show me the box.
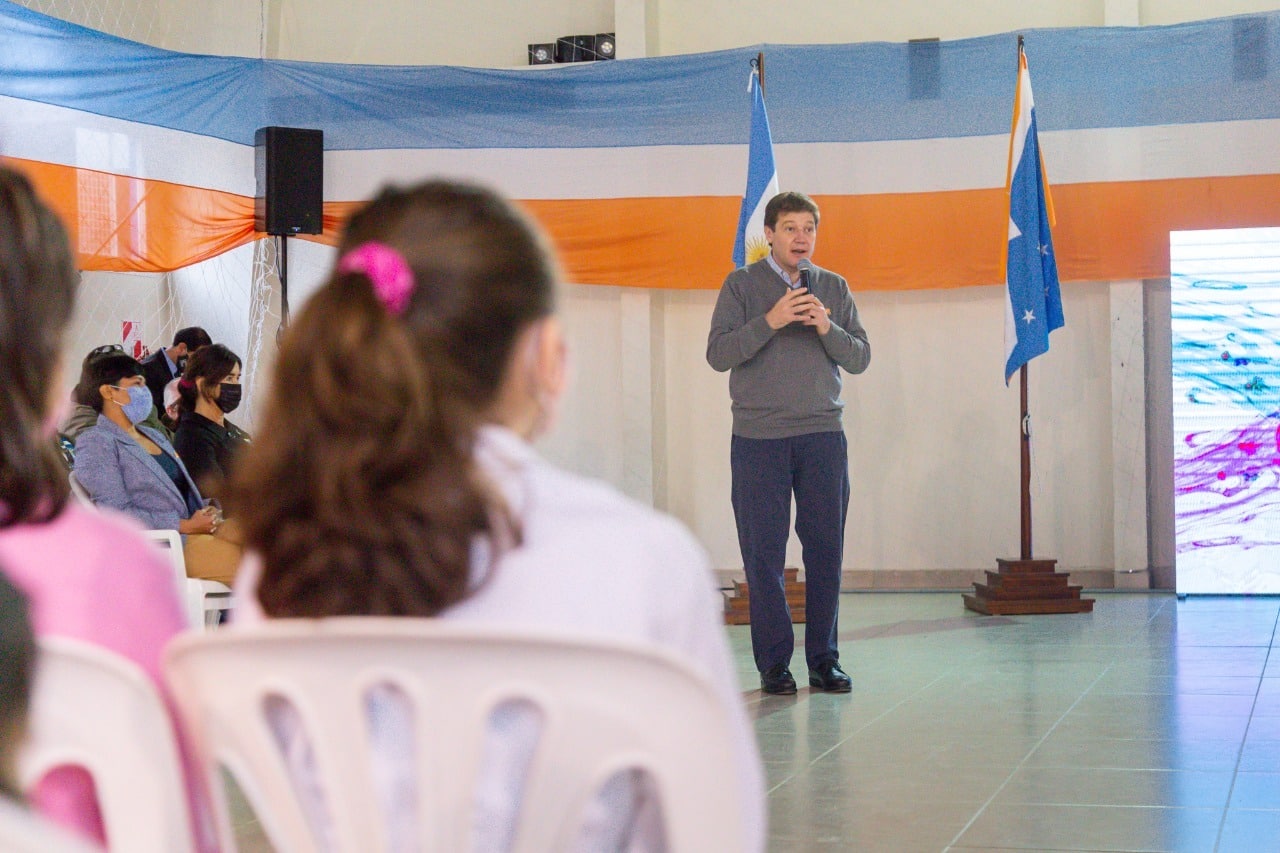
[963,34,1091,615]
[1020,362,1031,559]
[754,51,765,94]
[1016,35,1032,563]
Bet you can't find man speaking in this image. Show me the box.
[706,191,870,695]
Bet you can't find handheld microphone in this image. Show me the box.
[796,258,813,291]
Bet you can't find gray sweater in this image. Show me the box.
[706,258,870,439]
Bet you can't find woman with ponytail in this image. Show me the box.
[0,166,216,850]
[172,343,251,500]
[231,179,765,850]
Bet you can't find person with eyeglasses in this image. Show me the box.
[59,344,172,444]
[71,353,241,585]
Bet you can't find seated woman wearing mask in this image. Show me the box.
[172,344,251,501]
[71,354,241,585]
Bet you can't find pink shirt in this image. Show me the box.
[0,502,214,852]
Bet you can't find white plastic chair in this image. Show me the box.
[68,473,232,630]
[165,618,749,852]
[19,637,196,853]
[140,529,233,631]
[66,471,92,506]
[0,798,100,853]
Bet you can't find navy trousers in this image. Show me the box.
[731,431,849,673]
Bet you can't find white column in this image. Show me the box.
[261,0,283,59]
[1104,0,1147,585]
[1111,279,1149,585]
[1104,0,1140,27]
[649,291,669,511]
[619,290,655,504]
[613,0,650,59]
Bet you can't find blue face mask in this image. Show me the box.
[111,384,154,425]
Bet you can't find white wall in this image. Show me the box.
[656,279,1115,574]
[1141,0,1280,25]
[649,0,1106,54]
[269,0,613,66]
[645,0,1280,56]
[12,0,264,56]
[18,0,1277,66]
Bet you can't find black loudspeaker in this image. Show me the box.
[255,127,323,236]
[908,38,941,100]
[555,35,594,63]
[1233,17,1268,82]
[594,33,616,60]
[528,43,555,65]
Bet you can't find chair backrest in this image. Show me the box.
[165,618,749,853]
[66,471,92,507]
[139,529,233,631]
[0,797,101,853]
[140,528,187,600]
[140,529,198,627]
[20,637,195,853]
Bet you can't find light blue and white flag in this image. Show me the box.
[732,68,779,268]
[1003,46,1064,384]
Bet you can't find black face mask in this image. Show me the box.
[216,383,242,414]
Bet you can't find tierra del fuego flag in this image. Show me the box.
[731,67,779,268]
[4,2,1280,291]
[1003,44,1064,384]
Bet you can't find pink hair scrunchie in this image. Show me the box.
[337,242,415,316]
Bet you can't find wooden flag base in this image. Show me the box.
[962,558,1094,615]
[724,567,807,625]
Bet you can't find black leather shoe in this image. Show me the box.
[809,661,852,693]
[760,665,797,695]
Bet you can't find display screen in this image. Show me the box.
[1172,227,1280,593]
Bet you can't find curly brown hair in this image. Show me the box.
[0,166,77,526]
[229,180,558,617]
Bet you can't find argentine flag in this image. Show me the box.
[1003,46,1064,384]
[732,68,779,268]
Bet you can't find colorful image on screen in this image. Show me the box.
[1172,227,1280,594]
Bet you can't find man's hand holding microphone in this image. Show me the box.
[764,260,832,334]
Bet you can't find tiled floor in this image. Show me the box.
[745,592,1280,852]
[231,591,1280,851]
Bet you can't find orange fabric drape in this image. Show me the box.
[15,157,1280,289]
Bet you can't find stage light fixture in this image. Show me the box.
[528,43,554,65]
[595,33,616,60]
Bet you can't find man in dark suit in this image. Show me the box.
[140,327,211,414]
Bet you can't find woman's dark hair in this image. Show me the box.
[0,568,35,800]
[71,344,124,407]
[83,354,144,413]
[230,180,558,618]
[0,167,78,526]
[177,343,240,414]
